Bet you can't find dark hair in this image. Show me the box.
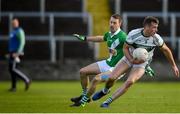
[111,14,122,22]
[143,16,159,26]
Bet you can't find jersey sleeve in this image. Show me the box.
[121,32,127,43]
[153,34,164,47]
[103,32,109,41]
[17,29,25,53]
[125,30,135,45]
[119,32,127,43]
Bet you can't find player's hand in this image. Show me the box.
[12,53,19,58]
[73,34,86,41]
[172,65,179,78]
[132,58,145,64]
[19,52,24,56]
[109,49,117,56]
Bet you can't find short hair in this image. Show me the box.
[143,16,159,26]
[12,17,19,21]
[111,14,122,22]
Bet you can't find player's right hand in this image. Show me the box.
[12,53,19,58]
[73,34,86,41]
[172,65,179,78]
[132,58,145,64]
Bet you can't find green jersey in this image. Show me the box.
[104,28,127,67]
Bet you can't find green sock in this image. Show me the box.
[80,95,89,107]
[82,88,87,96]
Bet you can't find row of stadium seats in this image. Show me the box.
[127,17,180,36]
[109,0,180,37]
[0,0,87,36]
[109,0,180,13]
[3,16,180,37]
[108,0,180,60]
[2,0,83,12]
[0,16,88,35]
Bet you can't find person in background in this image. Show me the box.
[8,18,31,92]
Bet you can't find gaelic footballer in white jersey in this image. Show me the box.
[97,16,179,108]
[126,28,164,62]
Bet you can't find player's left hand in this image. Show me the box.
[172,65,179,77]
[73,34,86,41]
[12,52,24,58]
[109,49,117,56]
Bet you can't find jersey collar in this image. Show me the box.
[110,28,121,38]
[141,29,151,38]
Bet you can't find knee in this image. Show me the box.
[79,68,88,78]
[93,75,101,82]
[125,80,134,88]
[79,68,87,77]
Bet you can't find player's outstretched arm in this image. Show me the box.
[73,34,104,42]
[160,43,179,77]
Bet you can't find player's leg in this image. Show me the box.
[88,71,111,97]
[80,62,101,93]
[71,62,101,103]
[77,71,112,107]
[8,61,17,92]
[92,59,130,101]
[70,60,113,107]
[113,67,145,100]
[101,67,145,108]
[12,61,31,91]
[72,70,117,107]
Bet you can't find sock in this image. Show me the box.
[102,87,109,94]
[103,97,113,104]
[82,88,87,96]
[80,95,89,104]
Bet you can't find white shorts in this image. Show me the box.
[121,56,148,69]
[97,60,114,73]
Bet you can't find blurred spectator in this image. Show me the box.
[8,18,31,92]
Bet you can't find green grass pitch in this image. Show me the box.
[0,81,180,113]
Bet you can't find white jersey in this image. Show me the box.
[126,28,164,61]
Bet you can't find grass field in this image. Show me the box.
[0,81,180,113]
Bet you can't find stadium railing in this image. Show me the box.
[0,0,87,23]
[0,12,93,63]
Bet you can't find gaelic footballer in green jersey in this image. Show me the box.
[71,28,127,107]
[97,28,127,73]
[70,14,127,107]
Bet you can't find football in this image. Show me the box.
[133,48,148,61]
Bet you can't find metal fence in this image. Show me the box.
[0,12,93,62]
